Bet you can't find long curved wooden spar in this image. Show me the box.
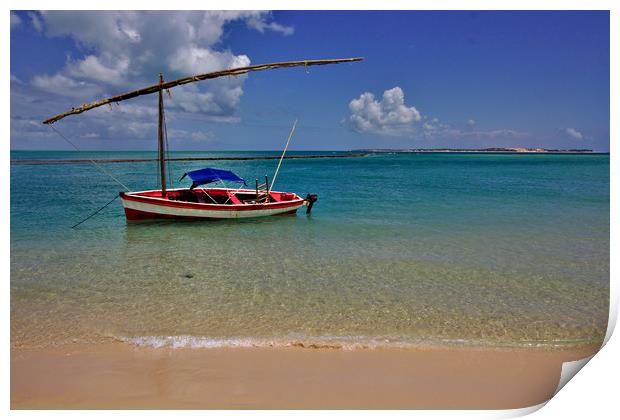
[42,57,364,124]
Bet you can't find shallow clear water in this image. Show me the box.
[10,151,609,349]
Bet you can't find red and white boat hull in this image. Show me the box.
[119,188,306,221]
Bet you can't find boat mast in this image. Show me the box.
[157,74,167,197]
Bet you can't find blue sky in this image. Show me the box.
[10,11,610,151]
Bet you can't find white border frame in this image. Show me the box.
[4,2,617,419]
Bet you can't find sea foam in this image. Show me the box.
[117,335,599,350]
[118,335,405,350]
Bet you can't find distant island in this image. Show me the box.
[353,147,597,154]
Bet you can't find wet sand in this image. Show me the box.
[10,343,600,409]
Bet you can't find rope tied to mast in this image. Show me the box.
[47,124,131,192]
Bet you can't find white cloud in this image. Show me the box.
[88,102,158,119]
[168,82,244,119]
[10,12,22,28]
[29,11,292,116]
[31,73,103,99]
[168,129,212,142]
[167,46,251,81]
[13,11,294,147]
[37,11,285,79]
[109,120,156,139]
[28,12,43,32]
[348,87,421,135]
[246,16,294,35]
[66,54,130,86]
[347,87,527,143]
[563,127,584,140]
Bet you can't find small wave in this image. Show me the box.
[118,335,408,350]
[121,336,275,349]
[116,335,601,350]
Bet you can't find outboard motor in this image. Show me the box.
[305,193,318,214]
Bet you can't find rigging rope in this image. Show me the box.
[71,195,120,229]
[48,125,131,191]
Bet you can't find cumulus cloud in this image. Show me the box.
[27,12,292,114]
[13,11,294,148]
[563,127,584,140]
[66,54,131,86]
[347,86,529,144]
[31,73,103,99]
[36,11,287,80]
[348,87,421,135]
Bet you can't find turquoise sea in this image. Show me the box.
[10,151,609,350]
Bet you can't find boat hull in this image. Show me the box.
[119,188,306,221]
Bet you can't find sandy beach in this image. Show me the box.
[11,343,600,409]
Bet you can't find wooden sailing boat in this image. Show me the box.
[42,58,363,221]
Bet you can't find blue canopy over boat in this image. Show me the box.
[179,167,247,189]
